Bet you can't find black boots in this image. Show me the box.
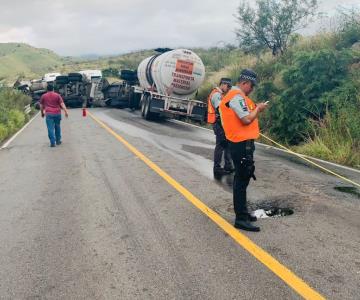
[249,215,257,222]
[234,214,260,232]
[213,167,231,177]
[224,166,235,173]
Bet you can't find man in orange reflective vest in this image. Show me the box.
[219,69,268,232]
[207,78,233,176]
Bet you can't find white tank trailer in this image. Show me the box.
[117,48,207,121]
[137,49,205,98]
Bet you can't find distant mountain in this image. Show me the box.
[0,43,156,84]
[0,43,227,86]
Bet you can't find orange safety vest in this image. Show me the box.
[219,88,259,142]
[207,88,222,124]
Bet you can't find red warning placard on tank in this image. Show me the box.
[175,60,194,75]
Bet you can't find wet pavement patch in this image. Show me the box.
[334,186,360,199]
[182,144,213,160]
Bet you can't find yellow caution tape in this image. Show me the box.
[260,133,360,189]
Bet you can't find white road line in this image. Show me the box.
[0,112,40,149]
[169,119,212,132]
[169,119,360,175]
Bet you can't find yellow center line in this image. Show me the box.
[89,111,325,300]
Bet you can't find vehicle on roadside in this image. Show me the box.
[43,72,61,83]
[54,70,108,107]
[112,48,207,122]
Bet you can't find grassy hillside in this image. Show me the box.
[0,43,67,83]
[0,43,156,85]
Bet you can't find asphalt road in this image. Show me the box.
[0,108,359,299]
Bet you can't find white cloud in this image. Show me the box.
[0,26,37,44]
[0,0,359,55]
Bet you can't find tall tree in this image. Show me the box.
[235,0,318,55]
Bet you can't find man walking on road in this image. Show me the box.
[40,84,69,147]
[219,69,268,232]
[207,78,234,177]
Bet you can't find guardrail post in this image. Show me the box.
[24,104,31,115]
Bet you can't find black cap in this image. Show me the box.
[238,69,258,85]
[219,77,232,86]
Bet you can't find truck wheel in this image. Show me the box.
[143,96,153,120]
[105,99,112,107]
[128,90,134,109]
[56,76,69,84]
[141,97,146,117]
[134,93,141,109]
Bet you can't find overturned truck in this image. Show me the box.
[14,71,108,108]
[55,71,108,107]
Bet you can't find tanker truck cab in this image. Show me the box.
[135,48,206,121]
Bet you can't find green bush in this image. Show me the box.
[0,124,7,142]
[0,87,30,143]
[295,111,360,167]
[8,109,25,129]
[265,49,352,144]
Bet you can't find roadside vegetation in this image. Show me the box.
[0,88,31,143]
[197,6,360,169]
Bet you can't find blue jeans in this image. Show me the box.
[45,114,62,145]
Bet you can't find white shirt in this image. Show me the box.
[228,86,250,119]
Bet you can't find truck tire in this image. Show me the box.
[121,69,134,76]
[120,70,138,82]
[105,99,112,107]
[143,95,157,120]
[143,96,151,120]
[56,76,69,84]
[68,73,83,82]
[128,89,136,110]
[140,96,146,117]
[134,93,141,109]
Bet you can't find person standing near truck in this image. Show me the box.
[219,69,268,232]
[40,84,69,147]
[207,78,234,176]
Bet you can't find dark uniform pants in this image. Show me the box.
[229,140,255,219]
[213,122,232,170]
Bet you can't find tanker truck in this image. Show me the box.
[118,48,207,121]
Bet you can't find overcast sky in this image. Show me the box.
[0,0,359,56]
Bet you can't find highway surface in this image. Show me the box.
[0,108,359,299]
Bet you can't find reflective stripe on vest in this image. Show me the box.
[207,88,222,124]
[219,89,259,142]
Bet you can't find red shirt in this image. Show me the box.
[40,92,64,115]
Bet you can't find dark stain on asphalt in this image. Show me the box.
[334,186,360,199]
[181,144,213,160]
